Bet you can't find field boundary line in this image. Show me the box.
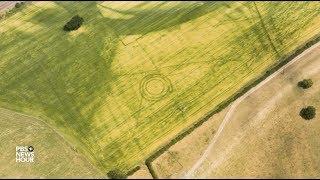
[184,38,320,178]
[144,34,320,179]
[253,2,280,58]
[0,107,105,177]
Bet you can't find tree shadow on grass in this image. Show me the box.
[97,1,224,36]
[0,1,229,170]
[0,2,117,141]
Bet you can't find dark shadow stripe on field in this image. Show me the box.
[98,2,225,36]
[0,1,228,173]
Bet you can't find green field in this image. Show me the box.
[0,1,320,173]
[0,108,103,178]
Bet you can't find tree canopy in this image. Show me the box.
[300,106,316,120]
[107,170,127,179]
[15,2,24,9]
[63,15,84,31]
[297,79,313,89]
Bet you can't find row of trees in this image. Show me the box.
[15,2,25,8]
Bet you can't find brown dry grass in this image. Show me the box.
[191,44,320,178]
[128,165,153,179]
[151,106,229,178]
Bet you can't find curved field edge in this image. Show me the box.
[0,108,104,178]
[190,39,320,178]
[146,34,320,179]
[1,1,320,174]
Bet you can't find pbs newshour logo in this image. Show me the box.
[16,146,34,163]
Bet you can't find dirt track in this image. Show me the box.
[0,1,20,12]
[185,41,320,178]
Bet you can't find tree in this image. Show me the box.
[15,2,24,9]
[107,170,127,179]
[299,106,316,120]
[15,3,22,8]
[63,15,84,31]
[297,79,313,89]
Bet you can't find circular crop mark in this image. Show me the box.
[140,74,172,101]
[145,79,165,95]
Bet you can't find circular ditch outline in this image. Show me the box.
[140,73,173,101]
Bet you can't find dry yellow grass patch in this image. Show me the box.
[192,44,320,178]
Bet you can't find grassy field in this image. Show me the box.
[0,1,320,173]
[151,106,229,178]
[0,108,103,178]
[189,43,320,178]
